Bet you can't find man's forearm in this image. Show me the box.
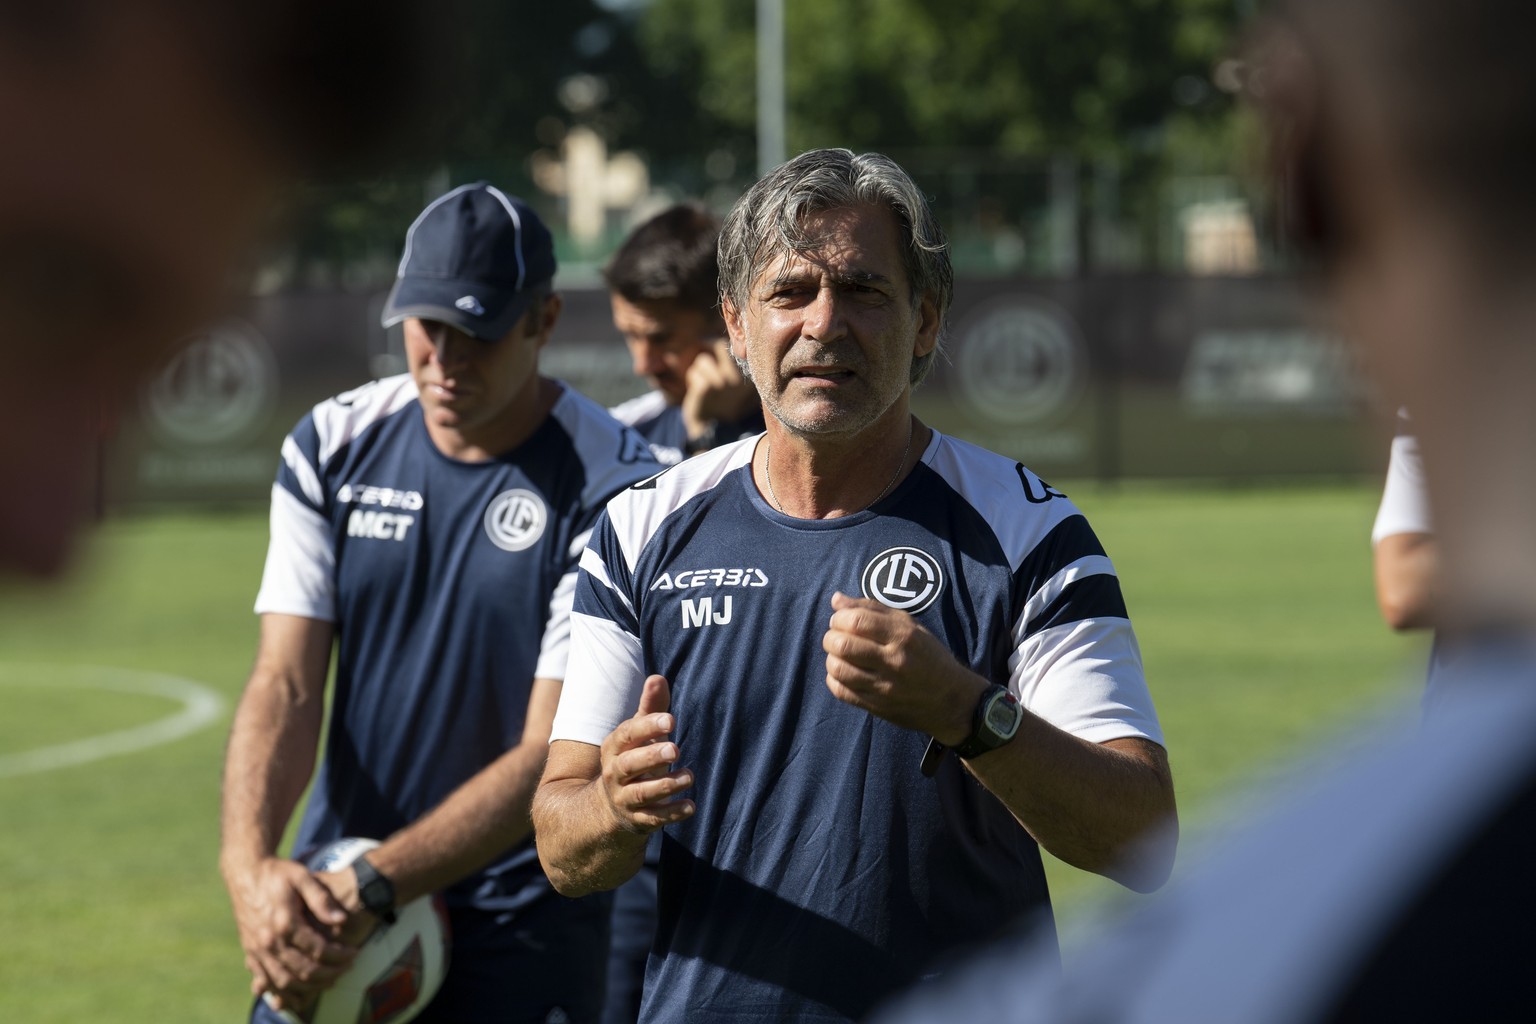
[967,719,1178,893]
[531,777,651,897]
[362,675,569,903]
[223,614,336,881]
[220,673,324,879]
[366,740,552,905]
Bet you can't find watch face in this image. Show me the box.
[984,692,1022,738]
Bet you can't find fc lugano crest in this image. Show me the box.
[484,489,546,552]
[861,546,944,613]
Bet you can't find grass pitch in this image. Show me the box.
[0,485,1426,1020]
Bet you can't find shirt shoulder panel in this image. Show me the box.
[310,373,421,468]
[276,374,419,511]
[921,430,1086,571]
[608,389,672,428]
[548,383,662,511]
[603,433,758,577]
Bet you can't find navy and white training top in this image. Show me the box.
[610,388,765,466]
[551,429,1163,1021]
[255,373,657,913]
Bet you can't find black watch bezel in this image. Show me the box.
[950,685,1022,760]
[352,855,397,925]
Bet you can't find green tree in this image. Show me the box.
[643,0,1239,159]
[278,2,682,280]
[638,0,1246,271]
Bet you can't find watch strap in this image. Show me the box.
[919,736,947,777]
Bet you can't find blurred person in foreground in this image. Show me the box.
[605,203,763,466]
[873,1,1536,1020]
[0,0,445,578]
[533,147,1177,1022]
[220,184,657,1022]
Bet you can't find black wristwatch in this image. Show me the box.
[352,856,397,925]
[950,685,1023,760]
[919,685,1023,777]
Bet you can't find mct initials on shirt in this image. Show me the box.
[346,509,416,541]
[339,481,424,541]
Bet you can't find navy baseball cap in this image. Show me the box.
[381,183,557,340]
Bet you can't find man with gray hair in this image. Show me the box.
[534,148,1177,1021]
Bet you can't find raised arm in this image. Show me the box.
[533,675,695,897]
[955,716,1176,892]
[823,593,1178,893]
[681,339,760,448]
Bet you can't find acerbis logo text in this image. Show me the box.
[650,568,769,591]
[337,483,425,511]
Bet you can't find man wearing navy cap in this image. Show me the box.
[221,182,657,1023]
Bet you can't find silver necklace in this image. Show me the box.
[763,419,914,516]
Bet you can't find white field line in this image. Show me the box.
[0,665,226,778]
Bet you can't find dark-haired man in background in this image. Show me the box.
[605,203,762,466]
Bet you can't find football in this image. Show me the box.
[266,837,451,1024]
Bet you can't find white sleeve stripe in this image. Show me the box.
[281,436,324,507]
[568,526,595,561]
[1014,555,1118,643]
[579,545,610,585]
[580,546,633,617]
